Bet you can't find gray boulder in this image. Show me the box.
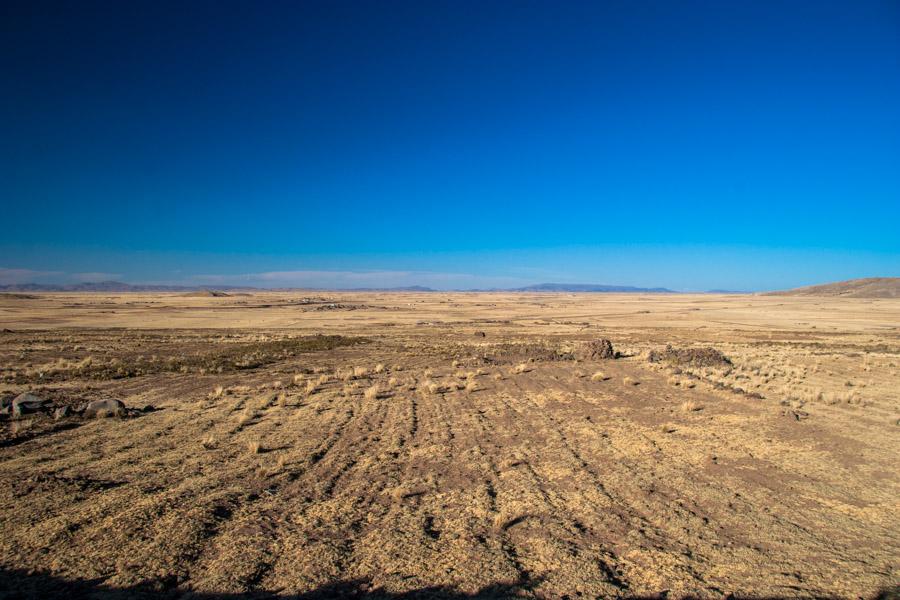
[12,393,51,418]
[83,398,126,418]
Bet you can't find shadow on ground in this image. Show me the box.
[1,568,898,600]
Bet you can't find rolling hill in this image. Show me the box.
[767,277,900,298]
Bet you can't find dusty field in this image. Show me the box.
[0,292,898,599]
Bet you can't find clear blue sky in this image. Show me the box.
[2,0,898,290]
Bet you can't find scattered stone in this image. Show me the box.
[83,398,126,418]
[12,392,51,418]
[647,345,732,368]
[580,339,616,360]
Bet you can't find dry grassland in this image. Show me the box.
[0,292,898,599]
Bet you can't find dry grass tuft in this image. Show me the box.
[211,385,225,398]
[237,409,258,428]
[247,440,261,454]
[513,362,531,374]
[681,400,703,412]
[623,376,639,386]
[374,363,385,374]
[10,419,33,436]
[292,373,305,386]
[364,384,380,401]
[465,380,479,393]
[201,435,217,449]
[591,371,608,382]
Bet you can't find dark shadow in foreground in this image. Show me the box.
[0,568,897,600]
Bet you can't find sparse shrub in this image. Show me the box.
[623,376,638,386]
[293,373,305,386]
[591,371,608,382]
[465,380,478,393]
[364,384,380,400]
[374,363,385,374]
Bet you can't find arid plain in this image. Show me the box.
[1,292,898,599]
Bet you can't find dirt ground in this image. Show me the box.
[1,292,898,599]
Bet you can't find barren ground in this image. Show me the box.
[1,292,898,599]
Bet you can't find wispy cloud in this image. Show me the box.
[70,272,122,283]
[0,267,64,285]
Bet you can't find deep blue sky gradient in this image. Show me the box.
[2,1,898,290]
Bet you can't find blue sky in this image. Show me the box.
[2,1,898,290]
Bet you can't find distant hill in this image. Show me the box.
[0,281,199,292]
[512,283,676,293]
[767,277,900,298]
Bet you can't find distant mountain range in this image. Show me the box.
[5,279,896,296]
[0,281,438,293]
[1,281,678,293]
[765,277,900,298]
[510,283,675,293]
[0,281,206,292]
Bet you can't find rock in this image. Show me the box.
[141,404,157,413]
[474,331,486,338]
[581,339,616,360]
[54,406,71,420]
[647,345,732,368]
[83,398,126,418]
[12,393,51,418]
